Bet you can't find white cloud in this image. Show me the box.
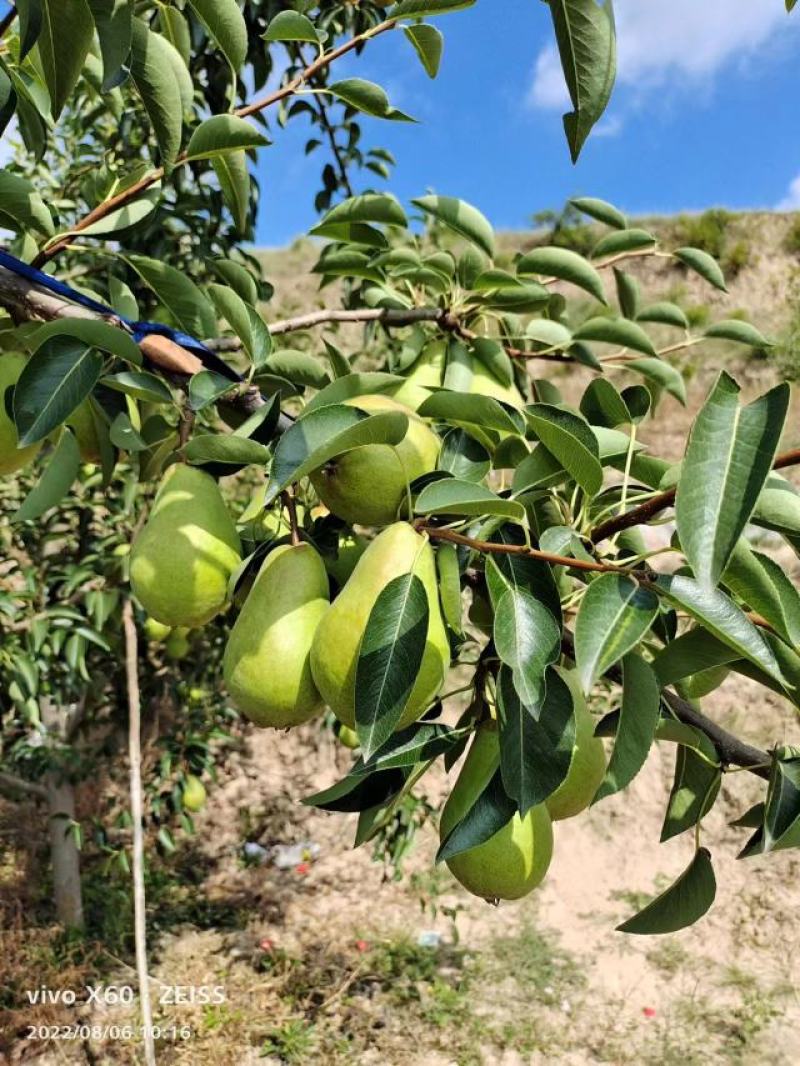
[529,0,793,111]
[777,174,800,211]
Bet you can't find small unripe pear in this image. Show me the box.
[440,724,553,901]
[310,523,449,731]
[165,627,191,660]
[0,353,41,475]
[130,465,241,627]
[182,774,206,812]
[143,617,172,642]
[224,543,329,728]
[310,395,440,527]
[545,667,607,821]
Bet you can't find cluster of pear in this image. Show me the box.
[126,390,605,905]
[441,668,606,902]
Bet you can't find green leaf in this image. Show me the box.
[579,378,631,428]
[614,268,639,319]
[654,575,784,684]
[213,151,251,234]
[674,247,727,292]
[404,24,443,78]
[762,750,800,853]
[187,370,237,412]
[545,0,616,162]
[12,427,80,522]
[185,434,269,467]
[594,653,660,802]
[626,357,687,405]
[516,246,606,304]
[574,574,658,693]
[0,170,54,235]
[412,195,495,257]
[302,767,405,813]
[303,372,404,414]
[359,722,470,775]
[722,541,800,648]
[318,192,407,229]
[186,115,269,160]
[262,11,319,44]
[617,849,716,935]
[572,317,657,356]
[263,349,329,390]
[266,405,408,502]
[675,373,789,588]
[31,318,142,365]
[157,6,191,64]
[186,0,248,71]
[704,320,772,348]
[415,479,526,522]
[493,587,561,710]
[497,665,575,815]
[208,284,271,368]
[129,18,183,171]
[439,428,491,482]
[355,573,430,760]
[102,371,173,405]
[436,764,516,864]
[524,320,573,350]
[329,78,414,121]
[79,189,161,237]
[126,255,216,338]
[109,412,146,453]
[661,741,721,842]
[17,0,43,59]
[592,228,656,258]
[651,627,738,688]
[87,0,133,91]
[418,392,524,435]
[570,196,626,229]
[636,302,689,330]
[14,338,103,446]
[37,0,93,120]
[485,526,562,621]
[525,404,603,496]
[390,0,476,15]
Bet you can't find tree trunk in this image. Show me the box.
[44,771,84,931]
[41,699,85,931]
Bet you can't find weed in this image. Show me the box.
[783,215,800,256]
[646,939,691,976]
[261,1018,317,1063]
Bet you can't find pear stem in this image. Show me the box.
[283,490,301,547]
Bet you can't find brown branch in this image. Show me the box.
[418,524,633,575]
[35,20,398,266]
[0,769,47,800]
[591,447,800,544]
[122,600,157,1066]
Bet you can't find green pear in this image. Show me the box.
[545,667,607,821]
[324,530,369,587]
[310,394,440,527]
[130,465,241,627]
[0,353,41,475]
[310,522,449,730]
[165,627,191,660]
[66,400,102,463]
[470,358,524,408]
[440,723,553,901]
[223,543,329,728]
[182,774,207,812]
[391,340,446,409]
[337,724,360,750]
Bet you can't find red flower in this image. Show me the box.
[642,1007,657,1019]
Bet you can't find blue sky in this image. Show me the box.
[256,0,800,245]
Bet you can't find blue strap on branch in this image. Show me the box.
[0,247,242,383]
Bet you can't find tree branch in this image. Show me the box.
[0,770,47,800]
[591,447,800,543]
[417,524,634,575]
[35,20,398,266]
[122,599,156,1066]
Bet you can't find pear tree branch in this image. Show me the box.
[35,19,398,266]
